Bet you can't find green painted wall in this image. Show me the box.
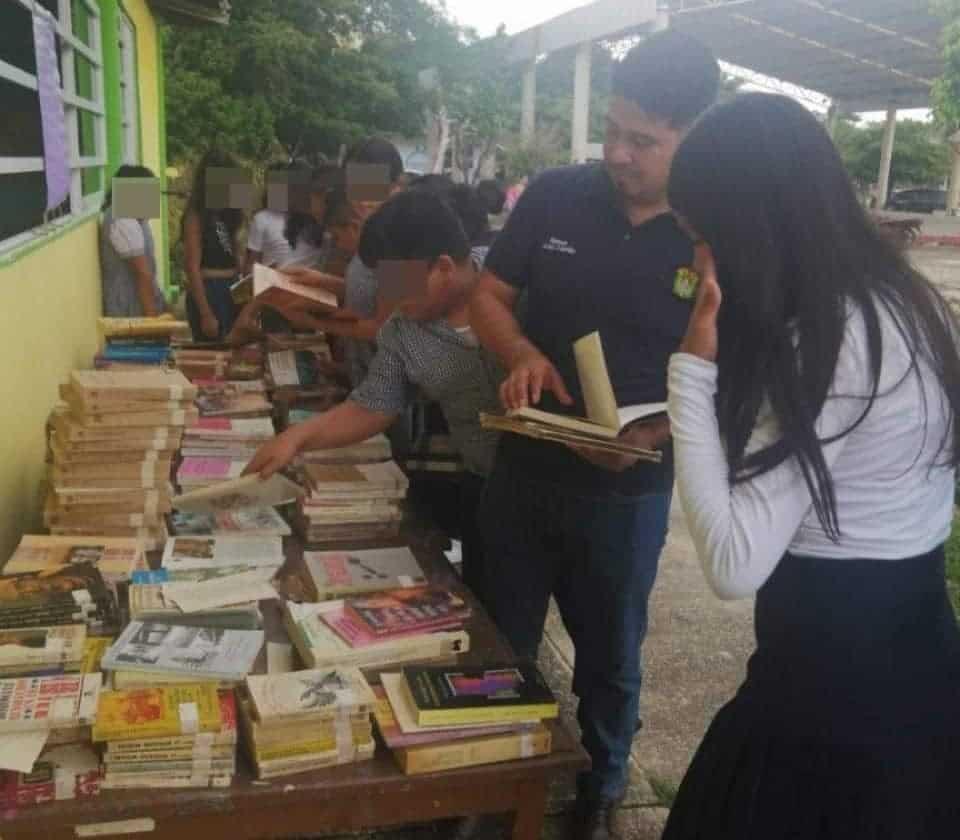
[99,0,124,176]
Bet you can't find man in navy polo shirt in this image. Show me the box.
[470,31,720,840]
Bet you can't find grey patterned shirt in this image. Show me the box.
[350,315,504,476]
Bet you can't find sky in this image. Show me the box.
[440,0,932,123]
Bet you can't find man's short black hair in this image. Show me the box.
[476,179,506,216]
[612,30,720,128]
[358,189,471,268]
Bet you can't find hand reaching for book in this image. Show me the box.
[501,351,573,411]
[243,428,304,480]
[280,266,345,297]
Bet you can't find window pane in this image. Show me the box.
[1,78,43,157]
[71,0,92,47]
[0,2,36,74]
[75,54,94,101]
[78,108,98,157]
[82,166,101,196]
[0,173,48,242]
[37,0,59,19]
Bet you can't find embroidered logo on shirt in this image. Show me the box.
[673,267,700,301]
[542,237,577,255]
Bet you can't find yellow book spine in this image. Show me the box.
[416,703,558,728]
[81,637,113,674]
[255,738,338,762]
[397,727,552,775]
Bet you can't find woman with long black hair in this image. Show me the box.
[181,150,246,341]
[663,93,960,838]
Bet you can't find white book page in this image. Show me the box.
[573,331,620,431]
[616,403,668,430]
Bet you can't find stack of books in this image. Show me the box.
[100,621,265,690]
[93,683,237,789]
[194,379,272,420]
[168,508,291,538]
[0,672,102,736]
[127,583,265,631]
[404,433,464,474]
[94,316,189,369]
[172,345,264,382]
[0,743,101,808]
[296,462,409,544]
[375,663,557,775]
[298,434,392,466]
[0,563,118,634]
[4,535,146,585]
[181,416,276,464]
[46,369,199,549]
[239,668,376,779]
[284,548,470,669]
[0,624,87,678]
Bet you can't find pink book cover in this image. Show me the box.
[178,457,242,481]
[322,610,461,649]
[192,417,233,432]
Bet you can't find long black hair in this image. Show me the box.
[180,149,245,242]
[668,93,960,539]
[282,163,343,250]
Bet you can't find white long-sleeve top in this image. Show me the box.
[667,303,955,600]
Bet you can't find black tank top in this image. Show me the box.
[200,212,237,270]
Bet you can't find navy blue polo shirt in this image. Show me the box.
[484,163,695,496]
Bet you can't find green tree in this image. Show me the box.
[833,118,951,189]
[932,0,960,131]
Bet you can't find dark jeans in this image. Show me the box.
[186,277,239,342]
[479,459,670,802]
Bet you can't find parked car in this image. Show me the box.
[885,188,947,214]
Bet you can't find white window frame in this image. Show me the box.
[119,12,140,165]
[0,0,106,256]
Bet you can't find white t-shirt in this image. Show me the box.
[246,210,326,269]
[668,301,955,600]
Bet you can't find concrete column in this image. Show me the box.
[521,59,537,144]
[571,41,592,164]
[876,107,897,209]
[949,132,960,216]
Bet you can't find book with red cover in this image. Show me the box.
[322,609,462,649]
[343,586,471,639]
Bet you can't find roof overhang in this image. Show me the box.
[149,0,230,25]
[668,0,940,111]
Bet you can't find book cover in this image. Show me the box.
[245,667,376,724]
[4,535,144,581]
[371,685,528,749]
[304,547,426,600]
[160,536,284,570]
[100,691,236,751]
[195,391,271,418]
[92,683,222,742]
[0,563,113,614]
[0,743,101,807]
[172,472,305,514]
[169,508,291,537]
[184,416,275,440]
[101,622,264,682]
[285,601,469,669]
[253,263,340,313]
[344,586,470,638]
[0,673,101,733]
[395,725,552,775]
[401,664,558,727]
[304,461,409,492]
[0,625,86,675]
[69,406,199,429]
[176,456,247,485]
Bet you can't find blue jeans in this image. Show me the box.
[479,459,670,802]
[186,277,239,342]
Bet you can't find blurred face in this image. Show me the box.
[604,96,684,207]
[395,256,465,322]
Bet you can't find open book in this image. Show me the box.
[480,332,665,461]
[172,469,307,514]
[252,264,341,314]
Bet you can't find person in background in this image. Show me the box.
[181,149,246,341]
[228,164,345,343]
[663,93,960,839]
[99,164,165,318]
[243,160,314,274]
[475,178,507,234]
[468,31,720,840]
[243,189,503,601]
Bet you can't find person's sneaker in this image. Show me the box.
[571,793,623,840]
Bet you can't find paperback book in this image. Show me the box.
[304,547,426,600]
[160,536,284,571]
[344,586,471,639]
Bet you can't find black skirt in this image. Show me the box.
[662,547,960,840]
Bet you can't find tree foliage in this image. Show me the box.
[932,0,960,132]
[833,118,951,188]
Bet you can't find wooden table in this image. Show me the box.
[0,531,589,840]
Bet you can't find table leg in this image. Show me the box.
[509,779,549,840]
